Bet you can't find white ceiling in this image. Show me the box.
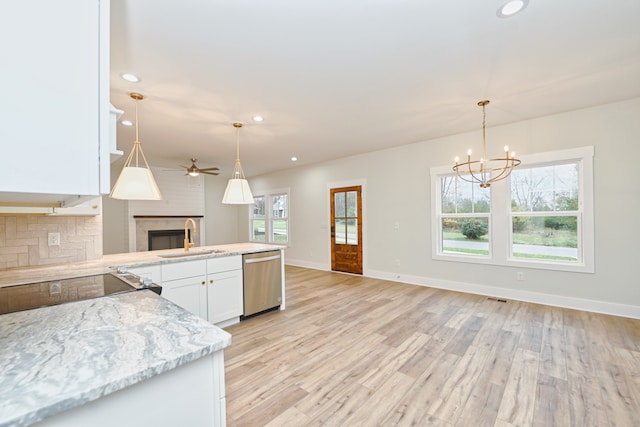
[110,0,640,178]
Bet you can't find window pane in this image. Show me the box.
[346,191,357,217]
[252,219,265,241]
[347,219,358,244]
[272,219,288,243]
[441,216,489,256]
[272,194,288,219]
[253,196,265,217]
[335,219,346,244]
[511,163,578,212]
[441,176,490,214]
[334,193,345,217]
[512,215,578,261]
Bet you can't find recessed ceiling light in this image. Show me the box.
[497,0,528,18]
[252,115,264,122]
[121,73,141,83]
[121,119,133,126]
[291,156,298,162]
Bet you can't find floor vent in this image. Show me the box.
[487,297,507,303]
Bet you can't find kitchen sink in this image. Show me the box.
[157,249,226,258]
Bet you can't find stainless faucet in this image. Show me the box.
[184,218,196,252]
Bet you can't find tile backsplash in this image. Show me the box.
[0,215,102,269]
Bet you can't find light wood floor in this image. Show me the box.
[224,266,640,426]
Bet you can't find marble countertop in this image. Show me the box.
[0,242,285,288]
[0,290,232,427]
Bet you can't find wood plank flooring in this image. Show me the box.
[224,266,640,426]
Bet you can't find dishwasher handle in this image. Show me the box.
[244,254,281,264]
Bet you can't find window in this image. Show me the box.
[250,191,289,244]
[440,176,490,256]
[510,163,579,262]
[431,146,594,272]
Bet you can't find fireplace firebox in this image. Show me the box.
[148,229,186,251]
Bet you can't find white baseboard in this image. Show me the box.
[285,258,330,271]
[284,261,640,319]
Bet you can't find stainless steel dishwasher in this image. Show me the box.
[243,250,282,317]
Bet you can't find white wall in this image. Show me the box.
[247,98,640,317]
[204,175,241,245]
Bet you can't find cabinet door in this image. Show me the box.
[207,270,243,324]
[162,276,207,320]
[0,0,108,201]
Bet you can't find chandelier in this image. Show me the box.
[453,100,520,188]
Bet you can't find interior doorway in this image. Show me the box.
[330,186,363,274]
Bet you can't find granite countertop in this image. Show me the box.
[0,242,284,288]
[0,290,232,427]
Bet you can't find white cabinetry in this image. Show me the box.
[0,0,111,207]
[36,350,226,427]
[207,257,243,326]
[145,256,243,327]
[161,260,207,320]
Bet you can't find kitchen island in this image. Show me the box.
[0,289,231,427]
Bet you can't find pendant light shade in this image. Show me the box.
[110,93,162,200]
[222,122,254,204]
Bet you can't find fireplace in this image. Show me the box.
[132,216,203,252]
[148,229,185,251]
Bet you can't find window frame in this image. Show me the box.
[249,188,290,245]
[431,146,594,273]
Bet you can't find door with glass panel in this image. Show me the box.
[330,186,362,274]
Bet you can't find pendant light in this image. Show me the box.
[110,93,162,200]
[222,122,254,204]
[453,100,520,188]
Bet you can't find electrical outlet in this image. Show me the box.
[517,272,524,281]
[49,281,61,295]
[48,232,60,246]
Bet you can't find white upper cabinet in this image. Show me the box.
[0,0,111,207]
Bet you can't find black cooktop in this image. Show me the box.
[0,272,161,315]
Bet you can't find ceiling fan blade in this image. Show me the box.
[200,171,219,175]
[198,167,220,171]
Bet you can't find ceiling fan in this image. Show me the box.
[179,158,220,176]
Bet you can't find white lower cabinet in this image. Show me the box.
[35,350,226,427]
[161,260,207,320]
[207,257,243,325]
[151,256,243,327]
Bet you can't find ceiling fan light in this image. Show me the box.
[110,166,162,200]
[222,178,254,204]
[188,171,199,177]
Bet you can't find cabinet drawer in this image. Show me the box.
[162,260,207,281]
[207,255,242,273]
